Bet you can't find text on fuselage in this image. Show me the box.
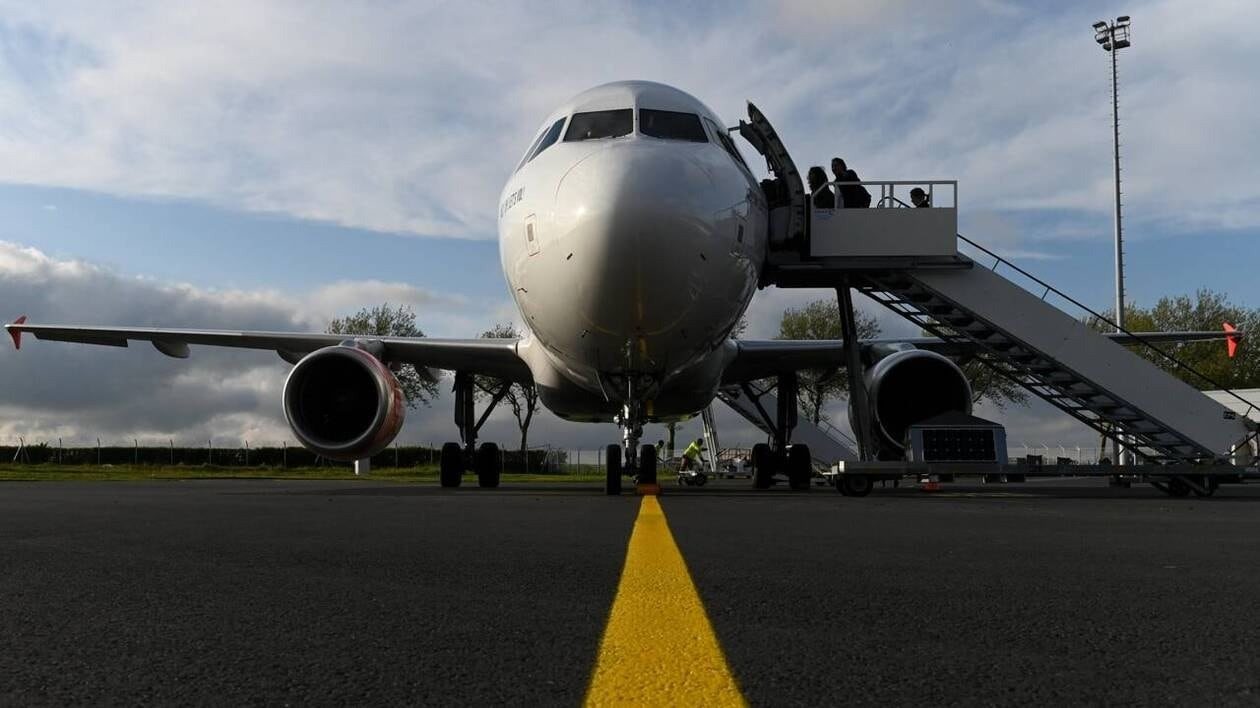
[500,188,524,218]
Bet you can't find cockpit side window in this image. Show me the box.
[515,126,550,172]
[525,118,567,165]
[564,109,633,141]
[639,109,708,142]
[704,117,750,170]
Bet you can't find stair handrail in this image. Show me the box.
[957,233,1260,451]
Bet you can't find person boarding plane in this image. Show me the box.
[4,82,1243,494]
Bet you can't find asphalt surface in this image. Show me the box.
[3,477,1260,705]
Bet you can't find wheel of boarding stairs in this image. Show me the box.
[840,474,874,498]
[605,444,622,495]
[1163,476,1192,498]
[475,442,501,488]
[751,443,775,489]
[1191,475,1218,498]
[439,442,463,488]
[638,444,657,486]
[787,444,812,491]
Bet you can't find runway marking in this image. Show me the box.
[584,496,745,707]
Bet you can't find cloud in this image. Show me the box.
[0,1,1255,243]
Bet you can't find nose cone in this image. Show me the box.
[553,142,721,360]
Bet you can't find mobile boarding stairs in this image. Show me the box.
[725,102,1260,497]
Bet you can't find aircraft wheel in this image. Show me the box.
[605,444,622,495]
[475,443,501,488]
[840,474,873,498]
[751,443,775,489]
[638,444,657,485]
[1164,477,1192,498]
[1192,476,1218,497]
[787,444,812,491]
[439,442,463,488]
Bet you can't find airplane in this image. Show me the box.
[4,81,1242,495]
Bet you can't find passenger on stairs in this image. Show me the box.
[910,187,931,208]
[807,166,836,209]
[831,157,872,208]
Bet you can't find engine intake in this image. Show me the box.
[855,348,972,457]
[283,345,405,461]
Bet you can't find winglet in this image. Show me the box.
[1224,322,1241,359]
[8,316,27,350]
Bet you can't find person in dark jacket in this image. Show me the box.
[807,166,835,209]
[910,187,931,208]
[831,157,872,208]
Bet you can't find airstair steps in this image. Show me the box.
[858,263,1252,463]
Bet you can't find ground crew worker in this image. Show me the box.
[655,439,665,460]
[681,437,705,471]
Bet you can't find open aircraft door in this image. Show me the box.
[737,102,807,255]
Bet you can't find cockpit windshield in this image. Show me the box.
[564,109,633,141]
[639,109,707,142]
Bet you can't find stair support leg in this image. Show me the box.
[837,284,874,461]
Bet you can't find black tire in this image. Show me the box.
[695,472,708,487]
[638,444,657,485]
[1191,476,1218,498]
[1165,476,1192,498]
[840,474,873,497]
[439,442,463,488]
[787,444,812,491]
[752,443,775,489]
[475,443,501,488]
[605,444,622,495]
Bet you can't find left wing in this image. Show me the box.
[5,319,532,383]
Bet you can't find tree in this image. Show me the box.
[475,323,540,454]
[777,298,881,425]
[957,355,1029,409]
[326,303,439,408]
[1087,289,1260,391]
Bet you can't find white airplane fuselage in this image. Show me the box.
[497,82,768,422]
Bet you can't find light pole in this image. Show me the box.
[1094,15,1131,464]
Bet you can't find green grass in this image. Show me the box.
[0,464,605,483]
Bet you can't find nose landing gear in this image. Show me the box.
[605,402,658,495]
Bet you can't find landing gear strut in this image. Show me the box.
[439,371,511,488]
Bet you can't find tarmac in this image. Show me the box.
[2,477,1260,705]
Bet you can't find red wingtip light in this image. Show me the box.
[8,315,27,350]
[1223,322,1240,359]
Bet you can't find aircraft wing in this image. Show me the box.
[722,329,1243,384]
[4,319,531,383]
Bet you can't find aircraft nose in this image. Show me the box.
[554,142,720,348]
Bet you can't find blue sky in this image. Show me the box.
[1,0,1257,450]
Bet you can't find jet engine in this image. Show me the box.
[282,344,405,461]
[854,347,973,458]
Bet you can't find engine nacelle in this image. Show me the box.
[282,344,406,461]
[853,348,972,458]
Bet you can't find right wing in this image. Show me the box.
[721,327,1244,385]
[5,319,532,383]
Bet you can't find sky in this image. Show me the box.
[1,0,1258,456]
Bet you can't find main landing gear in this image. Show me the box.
[741,373,814,491]
[438,371,509,488]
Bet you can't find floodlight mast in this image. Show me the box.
[1095,16,1132,464]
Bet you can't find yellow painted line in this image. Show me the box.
[585,496,745,707]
